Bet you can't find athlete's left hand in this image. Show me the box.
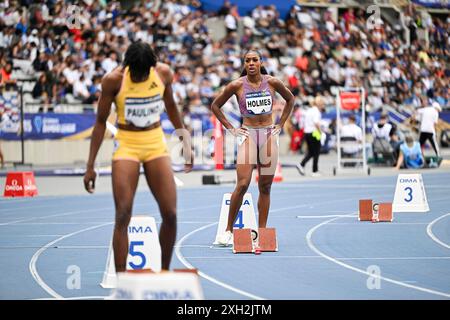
[272,124,282,136]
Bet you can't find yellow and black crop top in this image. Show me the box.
[115,66,165,128]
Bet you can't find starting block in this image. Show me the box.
[378,203,393,222]
[358,199,373,221]
[233,228,254,253]
[258,228,278,252]
[233,228,278,253]
[359,199,393,222]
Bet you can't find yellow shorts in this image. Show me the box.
[112,127,169,163]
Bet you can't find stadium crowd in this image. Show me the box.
[0,0,448,118]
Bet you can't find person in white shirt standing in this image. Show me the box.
[415,99,441,157]
[296,96,324,176]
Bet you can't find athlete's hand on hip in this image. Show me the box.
[83,168,97,193]
[230,127,249,137]
[272,124,282,136]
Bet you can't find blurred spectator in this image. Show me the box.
[340,114,362,157]
[224,7,238,34]
[101,52,119,74]
[288,103,304,154]
[217,0,232,17]
[372,113,392,142]
[372,113,395,163]
[0,60,15,85]
[296,95,325,176]
[0,106,4,167]
[395,135,424,170]
[32,73,52,103]
[0,142,3,167]
[415,98,441,157]
[73,74,91,103]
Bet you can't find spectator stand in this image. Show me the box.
[334,87,370,176]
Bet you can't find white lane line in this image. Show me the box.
[174,244,219,248]
[181,256,450,261]
[0,246,104,249]
[7,222,112,225]
[183,255,322,259]
[175,222,265,300]
[337,256,450,261]
[0,202,218,226]
[306,212,450,298]
[0,197,83,211]
[29,222,113,299]
[156,221,217,224]
[0,234,65,237]
[297,215,354,219]
[8,221,216,226]
[277,183,450,189]
[0,196,111,215]
[33,296,108,300]
[54,246,109,249]
[271,193,390,214]
[0,207,114,226]
[426,213,450,250]
[0,200,219,225]
[0,203,83,215]
[328,222,429,225]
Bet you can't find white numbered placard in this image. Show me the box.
[101,215,161,288]
[213,193,257,244]
[393,174,429,212]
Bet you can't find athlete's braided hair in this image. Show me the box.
[123,41,157,81]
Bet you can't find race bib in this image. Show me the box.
[125,95,164,128]
[245,91,272,115]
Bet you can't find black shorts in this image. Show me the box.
[419,132,434,145]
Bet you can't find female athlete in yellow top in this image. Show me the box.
[83,42,193,271]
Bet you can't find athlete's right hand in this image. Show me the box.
[230,127,249,137]
[83,168,97,193]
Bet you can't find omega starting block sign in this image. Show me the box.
[393,174,429,212]
[214,193,257,245]
[3,172,38,197]
[110,270,204,300]
[101,215,162,288]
